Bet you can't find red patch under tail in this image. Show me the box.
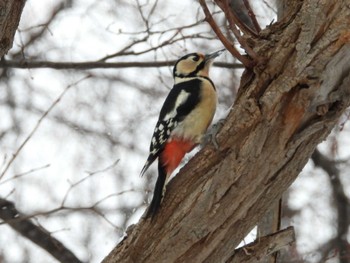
[160,139,196,176]
[146,138,196,218]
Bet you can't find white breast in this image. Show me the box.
[172,78,217,143]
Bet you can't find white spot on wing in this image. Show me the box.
[175,90,190,108]
[164,111,175,120]
[164,90,190,121]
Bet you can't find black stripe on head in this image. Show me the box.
[173,53,203,78]
[188,60,206,77]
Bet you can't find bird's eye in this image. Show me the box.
[192,56,200,62]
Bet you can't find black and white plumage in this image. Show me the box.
[140,78,202,176]
[141,50,225,218]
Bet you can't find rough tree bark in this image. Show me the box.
[0,0,25,58]
[103,0,350,262]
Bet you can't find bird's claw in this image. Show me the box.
[202,119,225,150]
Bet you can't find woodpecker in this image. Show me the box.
[141,49,225,218]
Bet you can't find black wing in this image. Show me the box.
[140,78,202,176]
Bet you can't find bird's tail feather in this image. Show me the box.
[140,160,150,177]
[140,154,157,177]
[145,161,167,218]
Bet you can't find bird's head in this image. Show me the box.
[173,49,225,79]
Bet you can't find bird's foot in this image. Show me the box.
[202,119,225,150]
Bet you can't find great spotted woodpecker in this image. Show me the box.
[141,49,225,218]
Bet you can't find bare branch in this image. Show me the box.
[312,149,350,263]
[97,33,215,59]
[0,59,243,70]
[98,37,148,61]
[0,75,91,180]
[103,18,206,62]
[0,198,82,263]
[215,0,260,64]
[229,227,295,263]
[257,200,282,263]
[14,2,68,58]
[1,189,138,230]
[0,164,51,185]
[62,159,120,206]
[228,0,259,36]
[242,0,261,32]
[199,0,253,68]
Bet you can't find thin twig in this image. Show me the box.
[199,0,253,68]
[1,189,138,229]
[98,37,148,61]
[85,159,120,176]
[223,0,259,37]
[216,0,259,64]
[243,0,261,33]
[97,34,215,60]
[62,159,120,205]
[0,75,91,181]
[0,164,51,185]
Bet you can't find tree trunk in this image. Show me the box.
[0,0,26,58]
[103,0,350,262]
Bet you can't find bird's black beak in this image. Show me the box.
[204,49,225,62]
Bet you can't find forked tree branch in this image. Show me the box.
[215,0,260,63]
[199,0,254,68]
